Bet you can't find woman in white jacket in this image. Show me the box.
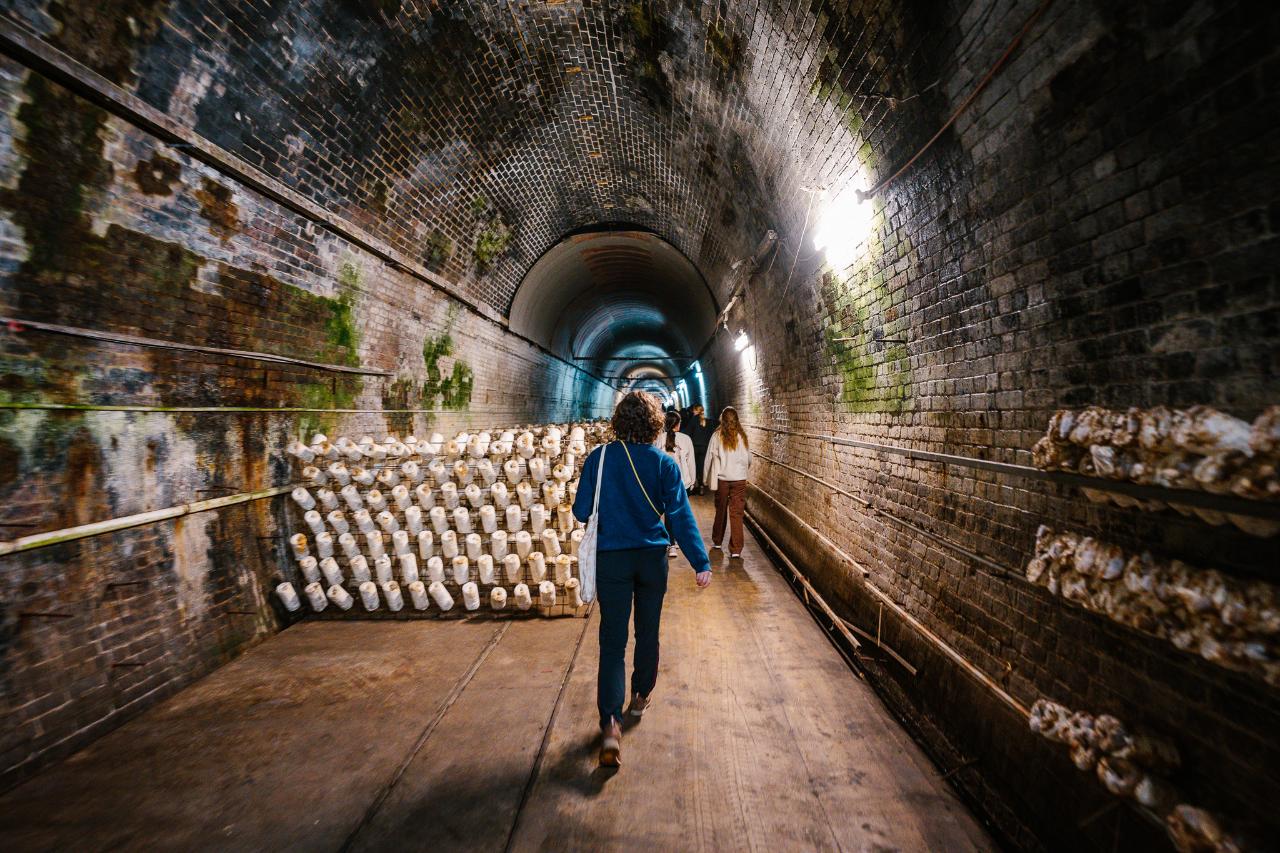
[656,410,697,557]
[704,406,751,559]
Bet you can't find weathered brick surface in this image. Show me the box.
[0,0,783,314]
[0,0,1276,846]
[0,48,612,790]
[708,0,1280,845]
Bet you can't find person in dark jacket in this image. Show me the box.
[680,404,717,495]
[573,391,712,767]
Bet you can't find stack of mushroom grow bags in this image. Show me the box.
[275,423,609,619]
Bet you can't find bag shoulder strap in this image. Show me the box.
[590,444,607,516]
[619,441,663,518]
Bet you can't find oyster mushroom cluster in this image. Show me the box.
[1165,804,1248,853]
[1028,527,1280,685]
[1031,405,1280,536]
[279,421,610,618]
[1029,699,1179,811]
[1031,701,1253,851]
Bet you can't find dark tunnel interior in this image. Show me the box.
[0,1,1276,851]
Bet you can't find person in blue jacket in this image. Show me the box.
[573,391,712,767]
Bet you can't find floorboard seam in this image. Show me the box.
[502,607,594,853]
[339,621,512,852]
[731,529,847,853]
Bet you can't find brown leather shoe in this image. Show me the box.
[600,719,622,767]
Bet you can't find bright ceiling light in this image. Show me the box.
[734,330,750,352]
[812,184,874,270]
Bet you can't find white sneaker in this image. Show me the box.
[668,546,677,558]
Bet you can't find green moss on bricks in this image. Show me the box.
[324,293,358,358]
[441,362,474,410]
[421,330,453,404]
[473,216,510,273]
[419,305,473,411]
[858,140,877,170]
[423,229,453,272]
[423,330,453,367]
[818,229,913,415]
[628,2,653,40]
[295,377,359,440]
[467,197,511,274]
[706,22,742,73]
[338,260,361,290]
[323,262,362,365]
[279,263,361,369]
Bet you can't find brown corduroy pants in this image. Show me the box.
[712,479,746,553]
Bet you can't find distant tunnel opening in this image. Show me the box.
[509,228,720,405]
[0,1,1276,851]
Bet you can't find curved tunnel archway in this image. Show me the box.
[0,1,1274,847]
[508,229,719,395]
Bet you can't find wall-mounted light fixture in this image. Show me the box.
[716,230,779,337]
[813,181,874,269]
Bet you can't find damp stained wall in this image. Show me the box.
[0,0,1276,848]
[0,13,615,789]
[705,0,1280,847]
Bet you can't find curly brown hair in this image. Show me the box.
[611,391,664,444]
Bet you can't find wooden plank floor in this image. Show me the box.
[0,497,993,852]
[508,497,992,852]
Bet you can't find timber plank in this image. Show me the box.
[510,497,993,852]
[0,621,500,852]
[349,617,588,852]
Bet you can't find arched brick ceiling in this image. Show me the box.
[7,0,949,324]
[509,229,715,378]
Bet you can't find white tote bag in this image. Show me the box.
[577,443,608,603]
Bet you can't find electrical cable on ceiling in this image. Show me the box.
[888,0,1003,110]
[778,191,819,302]
[863,0,1055,200]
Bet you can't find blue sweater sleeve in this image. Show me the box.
[572,448,598,523]
[660,456,712,574]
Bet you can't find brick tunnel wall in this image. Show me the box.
[706,0,1280,847]
[0,39,614,792]
[0,0,1276,847]
[0,0,776,313]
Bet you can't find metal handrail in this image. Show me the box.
[2,317,391,376]
[0,485,295,557]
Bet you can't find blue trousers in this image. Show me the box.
[596,546,669,727]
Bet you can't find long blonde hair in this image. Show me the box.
[717,406,748,452]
